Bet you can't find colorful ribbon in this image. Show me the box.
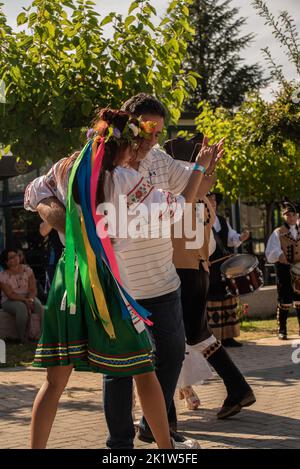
[64,139,153,340]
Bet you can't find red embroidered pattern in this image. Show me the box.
[127,178,154,207]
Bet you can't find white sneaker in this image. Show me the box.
[172,437,201,449]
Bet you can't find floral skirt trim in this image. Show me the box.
[33,340,154,376]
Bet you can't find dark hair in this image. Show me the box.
[92,108,141,206]
[121,93,167,119]
[0,247,19,269]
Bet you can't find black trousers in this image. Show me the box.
[177,265,212,345]
[276,263,300,305]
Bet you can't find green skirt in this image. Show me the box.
[34,255,154,376]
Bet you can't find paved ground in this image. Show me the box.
[0,335,300,449]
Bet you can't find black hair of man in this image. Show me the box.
[121,93,167,119]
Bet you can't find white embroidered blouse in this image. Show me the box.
[24,148,187,298]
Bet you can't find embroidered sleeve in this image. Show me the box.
[114,168,185,227]
[127,177,154,208]
[24,158,68,211]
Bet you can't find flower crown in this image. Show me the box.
[86,117,157,145]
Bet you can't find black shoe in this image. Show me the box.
[278,333,287,340]
[222,338,243,347]
[217,388,256,419]
[136,426,185,444]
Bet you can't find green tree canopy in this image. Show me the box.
[0,0,197,165]
[196,85,300,236]
[184,0,267,110]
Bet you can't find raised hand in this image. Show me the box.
[195,136,225,173]
[205,137,225,175]
[195,136,215,170]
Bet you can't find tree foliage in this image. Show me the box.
[184,0,267,110]
[0,0,196,164]
[196,86,300,235]
[252,0,300,84]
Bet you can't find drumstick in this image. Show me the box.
[210,254,234,265]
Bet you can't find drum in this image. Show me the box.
[290,263,300,294]
[220,254,264,297]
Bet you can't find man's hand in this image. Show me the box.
[196,136,224,173]
[240,229,250,242]
[37,197,66,235]
[204,138,225,175]
[278,253,289,265]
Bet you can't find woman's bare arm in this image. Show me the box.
[37,197,66,234]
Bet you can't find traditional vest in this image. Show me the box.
[209,215,230,263]
[172,196,215,272]
[276,223,300,264]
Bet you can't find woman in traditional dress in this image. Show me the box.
[25,108,212,448]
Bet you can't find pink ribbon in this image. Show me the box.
[90,139,121,283]
[90,138,152,326]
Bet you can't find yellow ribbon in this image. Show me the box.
[81,216,116,339]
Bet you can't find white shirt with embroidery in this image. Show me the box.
[265,225,298,263]
[24,147,190,299]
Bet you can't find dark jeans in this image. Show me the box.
[103,288,186,449]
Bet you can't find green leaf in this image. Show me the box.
[159,17,170,26]
[11,66,21,81]
[28,12,37,27]
[128,1,140,15]
[19,36,33,49]
[47,23,56,38]
[125,15,135,28]
[188,75,198,89]
[173,88,184,106]
[182,5,190,16]
[100,13,114,27]
[17,12,27,26]
[171,107,181,122]
[146,55,153,67]
[3,145,10,155]
[167,38,179,53]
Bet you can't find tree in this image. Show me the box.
[0,0,197,165]
[196,87,300,238]
[252,0,300,84]
[184,0,267,110]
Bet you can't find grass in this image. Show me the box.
[240,316,299,341]
[0,318,299,368]
[0,341,37,368]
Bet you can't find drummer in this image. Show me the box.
[265,200,300,339]
[206,192,250,347]
[170,147,255,420]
